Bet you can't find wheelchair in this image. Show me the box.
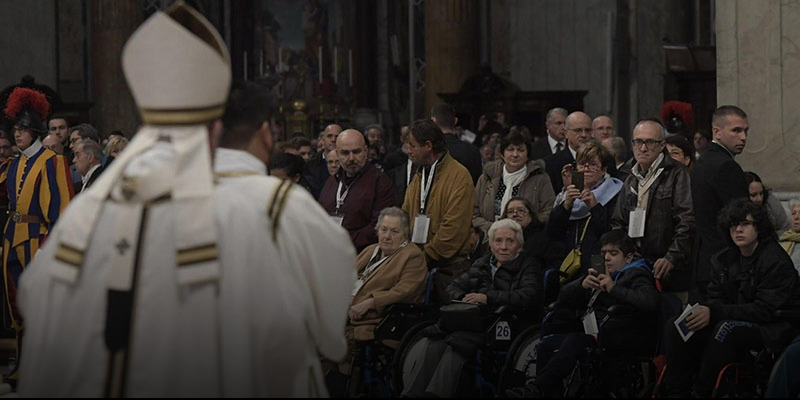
[341,268,440,397]
[651,309,800,398]
[389,302,543,397]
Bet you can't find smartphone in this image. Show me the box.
[571,171,585,191]
[591,254,605,275]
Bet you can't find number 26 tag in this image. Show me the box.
[495,321,511,340]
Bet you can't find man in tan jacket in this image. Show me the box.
[402,119,474,303]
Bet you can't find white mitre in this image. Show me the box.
[50,1,230,287]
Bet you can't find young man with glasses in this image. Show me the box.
[661,199,800,397]
[612,119,694,306]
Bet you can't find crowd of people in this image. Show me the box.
[0,2,798,398]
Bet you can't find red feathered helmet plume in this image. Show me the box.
[4,87,51,134]
[660,101,694,135]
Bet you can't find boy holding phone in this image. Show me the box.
[507,230,659,398]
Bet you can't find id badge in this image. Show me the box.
[628,208,646,238]
[351,279,364,297]
[582,310,599,336]
[331,214,344,226]
[411,214,431,244]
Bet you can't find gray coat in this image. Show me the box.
[473,159,554,233]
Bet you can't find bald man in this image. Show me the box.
[592,115,616,141]
[318,129,395,252]
[305,123,344,198]
[545,111,593,192]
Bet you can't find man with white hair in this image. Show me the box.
[18,3,354,397]
[612,119,695,305]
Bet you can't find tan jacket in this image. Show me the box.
[402,152,475,266]
[350,243,428,341]
[473,159,554,233]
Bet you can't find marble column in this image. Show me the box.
[91,0,140,137]
[424,0,479,113]
[716,0,800,191]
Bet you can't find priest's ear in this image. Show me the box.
[256,120,273,155]
[207,119,223,161]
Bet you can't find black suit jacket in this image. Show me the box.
[388,161,416,207]
[530,137,556,161]
[690,142,748,282]
[303,152,329,199]
[76,164,105,194]
[544,147,575,193]
[444,134,482,184]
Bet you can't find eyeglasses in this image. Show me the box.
[568,128,593,135]
[631,139,664,149]
[506,208,529,217]
[577,162,602,172]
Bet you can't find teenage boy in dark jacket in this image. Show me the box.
[506,230,659,398]
[661,199,800,397]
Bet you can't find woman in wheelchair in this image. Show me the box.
[401,219,542,397]
[506,230,659,398]
[661,199,800,397]
[337,208,428,370]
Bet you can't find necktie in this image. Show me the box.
[555,142,563,153]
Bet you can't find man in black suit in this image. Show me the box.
[530,107,568,161]
[431,103,482,184]
[690,105,749,300]
[544,111,593,193]
[73,139,105,193]
[387,126,415,206]
[304,123,342,198]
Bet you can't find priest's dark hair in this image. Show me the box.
[221,81,277,149]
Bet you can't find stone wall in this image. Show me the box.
[0,1,57,90]
[716,0,800,191]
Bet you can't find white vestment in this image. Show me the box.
[17,142,355,397]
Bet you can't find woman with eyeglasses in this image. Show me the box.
[473,131,555,236]
[547,141,623,280]
[502,197,566,273]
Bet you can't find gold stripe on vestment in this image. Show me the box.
[176,243,219,266]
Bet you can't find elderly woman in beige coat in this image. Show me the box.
[473,131,555,234]
[348,207,428,342]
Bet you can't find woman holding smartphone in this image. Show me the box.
[546,141,623,282]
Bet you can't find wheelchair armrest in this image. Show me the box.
[775,309,800,324]
[383,303,426,315]
[607,304,637,316]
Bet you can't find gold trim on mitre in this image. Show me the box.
[139,104,226,125]
[122,1,231,125]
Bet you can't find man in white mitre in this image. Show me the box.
[16,2,355,397]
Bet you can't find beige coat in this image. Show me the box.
[350,242,428,341]
[473,159,554,233]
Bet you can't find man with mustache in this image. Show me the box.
[319,129,395,252]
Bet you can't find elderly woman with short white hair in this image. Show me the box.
[402,219,542,398]
[779,199,800,275]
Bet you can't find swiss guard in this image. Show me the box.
[0,87,73,383]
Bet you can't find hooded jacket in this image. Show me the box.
[705,240,800,352]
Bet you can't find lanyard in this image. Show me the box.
[419,158,440,214]
[587,288,601,309]
[360,241,408,280]
[336,180,351,213]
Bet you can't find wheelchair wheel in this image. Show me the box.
[499,325,541,391]
[390,320,436,395]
